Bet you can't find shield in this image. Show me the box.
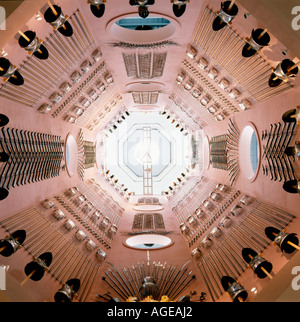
[90,4,105,18]
[173,4,186,18]
[7,70,24,86]
[0,187,9,201]
[54,278,80,302]
[283,179,299,194]
[0,58,24,86]
[0,57,10,76]
[139,6,149,18]
[268,59,299,87]
[0,152,9,163]
[0,114,9,127]
[242,28,270,58]
[221,276,248,302]
[265,226,299,254]
[242,248,272,279]
[212,1,238,31]
[0,230,26,257]
[44,5,73,37]
[18,30,49,60]
[24,252,53,281]
[282,109,296,122]
[242,247,258,263]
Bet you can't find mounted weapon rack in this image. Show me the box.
[0,126,64,200]
[178,186,296,302]
[82,141,96,169]
[226,118,240,186]
[76,129,96,181]
[191,6,293,103]
[0,8,95,109]
[55,183,123,249]
[210,134,228,170]
[176,182,241,248]
[171,177,216,217]
[99,259,197,302]
[0,205,101,302]
[261,121,297,182]
[132,213,165,231]
[207,119,241,186]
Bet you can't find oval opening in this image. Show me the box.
[124,234,173,250]
[107,13,179,43]
[116,17,171,30]
[239,124,260,182]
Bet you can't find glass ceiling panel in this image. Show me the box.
[101,111,192,195]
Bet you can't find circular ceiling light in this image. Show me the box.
[124,234,173,250]
[132,204,164,211]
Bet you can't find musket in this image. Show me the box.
[262,123,274,159]
[197,263,215,302]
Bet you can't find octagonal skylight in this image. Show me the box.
[100,111,192,195]
[123,127,171,177]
